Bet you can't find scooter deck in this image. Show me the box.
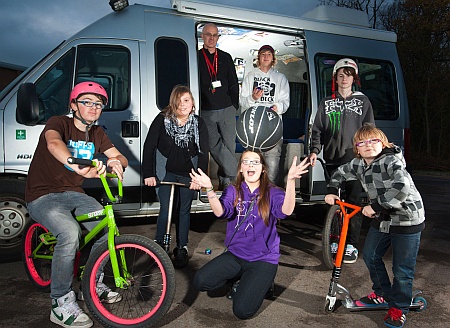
[346,291,425,312]
[347,300,424,312]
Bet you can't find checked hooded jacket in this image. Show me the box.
[327,145,425,234]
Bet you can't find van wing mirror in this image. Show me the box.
[16,82,40,126]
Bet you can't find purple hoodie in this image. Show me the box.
[219,182,287,264]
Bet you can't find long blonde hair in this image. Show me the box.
[233,150,274,226]
[162,85,195,121]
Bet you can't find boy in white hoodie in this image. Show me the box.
[239,45,290,185]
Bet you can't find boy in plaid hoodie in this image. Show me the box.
[325,125,424,328]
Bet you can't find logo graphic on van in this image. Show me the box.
[16,130,26,140]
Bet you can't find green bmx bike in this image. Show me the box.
[22,157,175,328]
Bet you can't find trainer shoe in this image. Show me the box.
[227,280,274,300]
[359,291,387,305]
[173,246,189,269]
[50,291,93,328]
[384,307,406,328]
[78,273,122,304]
[227,280,240,300]
[330,242,338,254]
[343,244,358,264]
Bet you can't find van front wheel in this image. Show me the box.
[0,178,29,263]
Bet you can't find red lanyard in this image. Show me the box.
[202,48,218,80]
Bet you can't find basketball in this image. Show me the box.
[236,105,283,151]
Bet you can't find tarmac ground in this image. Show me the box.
[0,174,449,328]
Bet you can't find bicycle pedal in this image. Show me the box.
[40,233,57,245]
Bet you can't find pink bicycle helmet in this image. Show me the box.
[70,82,108,105]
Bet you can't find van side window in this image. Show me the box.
[33,45,131,124]
[315,55,398,120]
[155,38,189,110]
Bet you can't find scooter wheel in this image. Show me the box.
[324,299,335,313]
[412,296,427,312]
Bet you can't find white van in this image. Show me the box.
[0,1,410,258]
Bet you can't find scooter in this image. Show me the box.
[324,200,427,313]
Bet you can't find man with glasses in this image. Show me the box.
[198,23,239,190]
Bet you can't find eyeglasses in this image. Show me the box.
[355,138,381,147]
[241,159,261,166]
[203,33,220,38]
[77,100,105,110]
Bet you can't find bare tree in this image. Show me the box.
[381,0,450,158]
[319,0,390,28]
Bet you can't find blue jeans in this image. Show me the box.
[155,172,194,248]
[362,226,421,313]
[193,251,277,319]
[27,191,105,299]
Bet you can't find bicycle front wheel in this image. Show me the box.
[22,219,52,291]
[322,205,343,270]
[82,234,175,328]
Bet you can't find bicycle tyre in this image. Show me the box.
[322,205,343,270]
[22,219,52,291]
[82,234,175,328]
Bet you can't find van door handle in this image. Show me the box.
[121,121,139,138]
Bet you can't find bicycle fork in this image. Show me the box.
[104,204,130,289]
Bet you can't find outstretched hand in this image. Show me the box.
[189,168,213,190]
[287,156,310,181]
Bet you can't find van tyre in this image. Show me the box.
[0,178,29,263]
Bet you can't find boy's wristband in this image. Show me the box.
[107,157,121,166]
[205,186,214,193]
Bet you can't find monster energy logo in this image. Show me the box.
[328,110,342,135]
[324,99,344,135]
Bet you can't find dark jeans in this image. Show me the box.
[327,165,363,248]
[155,172,194,248]
[362,226,421,313]
[193,250,277,320]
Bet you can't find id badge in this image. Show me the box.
[379,220,391,233]
[212,80,222,89]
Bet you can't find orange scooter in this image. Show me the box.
[324,200,427,313]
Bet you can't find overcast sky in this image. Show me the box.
[0,0,319,68]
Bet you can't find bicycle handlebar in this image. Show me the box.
[67,157,123,203]
[67,157,92,166]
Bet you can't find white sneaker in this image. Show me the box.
[78,273,122,304]
[50,291,93,328]
[343,244,359,264]
[96,280,122,304]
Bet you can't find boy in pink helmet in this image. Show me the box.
[25,82,128,328]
